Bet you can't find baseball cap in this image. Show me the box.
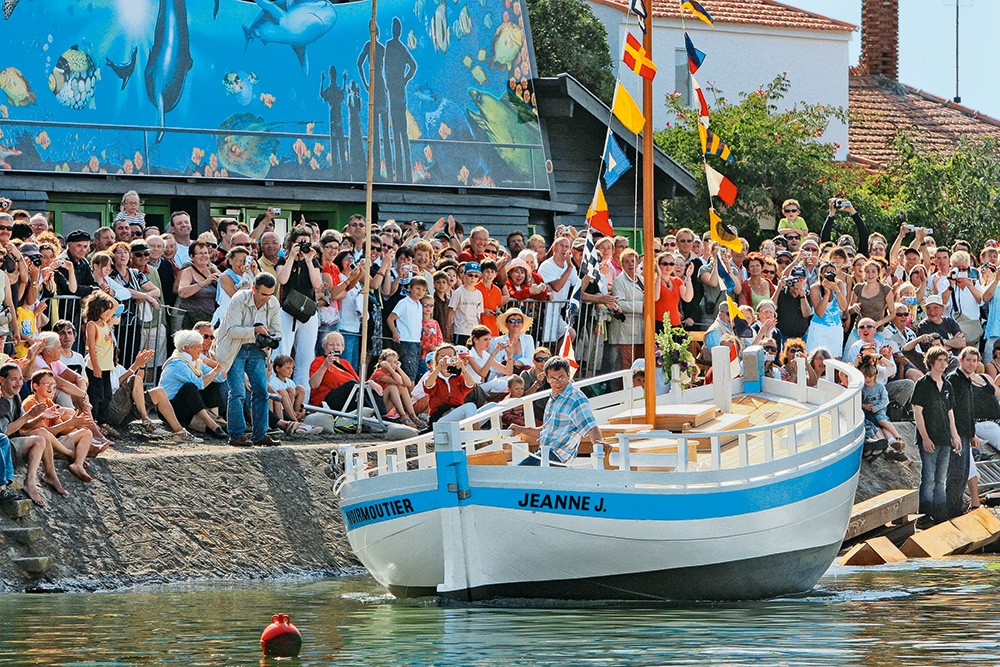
[464,261,482,275]
[924,294,944,308]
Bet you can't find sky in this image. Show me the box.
[791,0,1000,117]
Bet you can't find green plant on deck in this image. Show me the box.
[527,0,615,104]
[655,327,697,386]
[655,74,847,247]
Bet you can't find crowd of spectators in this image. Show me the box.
[0,190,997,520]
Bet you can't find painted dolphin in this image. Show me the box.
[145,0,193,143]
[242,0,337,76]
[106,47,138,90]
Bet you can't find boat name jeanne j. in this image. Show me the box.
[344,498,415,525]
[517,492,606,513]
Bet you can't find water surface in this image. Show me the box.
[3,558,1000,666]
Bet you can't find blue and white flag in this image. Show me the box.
[602,133,632,189]
[630,0,647,31]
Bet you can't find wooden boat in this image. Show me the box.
[333,353,864,601]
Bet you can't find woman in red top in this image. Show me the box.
[308,331,384,414]
[654,252,694,332]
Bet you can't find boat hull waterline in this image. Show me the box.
[339,428,864,601]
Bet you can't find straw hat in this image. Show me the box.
[498,307,533,334]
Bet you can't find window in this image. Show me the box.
[675,48,691,106]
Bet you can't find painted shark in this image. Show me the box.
[242,0,338,76]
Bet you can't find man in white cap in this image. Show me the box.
[916,294,966,359]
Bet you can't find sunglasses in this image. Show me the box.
[659,261,675,266]
[0,225,11,231]
[664,241,677,247]
[534,356,550,362]
[132,250,150,257]
[785,234,801,239]
[763,346,777,352]
[484,249,498,255]
[777,258,791,264]
[783,208,799,213]
[859,324,875,329]
[370,247,383,253]
[762,269,775,275]
[203,334,215,340]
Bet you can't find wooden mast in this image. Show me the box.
[641,7,656,423]
[355,0,379,432]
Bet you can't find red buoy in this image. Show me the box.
[260,613,302,658]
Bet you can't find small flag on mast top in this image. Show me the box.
[680,0,715,26]
[705,163,738,206]
[684,32,706,73]
[611,83,645,134]
[586,183,614,238]
[630,0,647,30]
[602,133,632,189]
[623,33,657,81]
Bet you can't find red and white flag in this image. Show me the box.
[704,163,738,206]
[559,330,579,379]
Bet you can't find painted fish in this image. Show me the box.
[466,88,538,178]
[407,30,417,49]
[405,110,422,139]
[490,21,524,70]
[0,144,21,169]
[3,0,19,20]
[463,55,473,67]
[423,144,434,163]
[49,45,100,109]
[411,160,429,182]
[483,13,492,29]
[242,0,337,76]
[458,164,469,184]
[146,0,194,142]
[260,92,276,108]
[452,4,471,37]
[216,113,279,179]
[0,67,34,106]
[191,146,205,164]
[430,1,449,53]
[470,65,487,84]
[34,131,50,150]
[222,72,243,94]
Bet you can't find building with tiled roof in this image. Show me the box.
[587,0,855,158]
[847,1,1000,168]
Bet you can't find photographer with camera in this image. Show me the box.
[423,343,478,426]
[944,251,984,347]
[276,225,324,388]
[776,266,811,343]
[806,261,847,356]
[215,272,282,447]
[820,197,870,255]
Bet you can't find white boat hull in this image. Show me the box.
[339,426,864,601]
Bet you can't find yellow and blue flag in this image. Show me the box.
[681,0,714,26]
[602,133,632,189]
[698,124,732,163]
[727,293,753,337]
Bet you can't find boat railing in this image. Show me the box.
[335,355,863,485]
[335,368,638,483]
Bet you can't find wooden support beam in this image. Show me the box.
[839,537,908,566]
[845,489,919,541]
[901,521,972,558]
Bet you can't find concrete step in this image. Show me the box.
[2,526,43,546]
[1,499,33,519]
[13,556,52,575]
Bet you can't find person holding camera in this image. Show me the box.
[423,344,478,426]
[276,225,324,388]
[916,294,966,357]
[944,251,984,347]
[806,261,847,356]
[820,197,870,256]
[215,273,282,447]
[776,266,811,343]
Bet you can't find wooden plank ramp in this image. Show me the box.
[844,490,919,542]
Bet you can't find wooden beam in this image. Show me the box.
[901,522,972,558]
[845,489,919,541]
[839,537,908,566]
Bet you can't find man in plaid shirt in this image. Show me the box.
[512,357,601,465]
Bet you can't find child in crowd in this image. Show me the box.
[477,260,505,336]
[500,374,526,429]
[84,292,120,434]
[448,261,484,345]
[860,363,907,462]
[387,276,427,382]
[432,270,452,341]
[370,349,426,429]
[420,296,443,358]
[268,354,322,435]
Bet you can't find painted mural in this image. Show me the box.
[0,0,548,189]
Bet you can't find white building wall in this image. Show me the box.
[588,11,852,160]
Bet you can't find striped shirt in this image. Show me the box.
[539,383,598,463]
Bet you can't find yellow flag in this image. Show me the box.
[612,83,645,134]
[709,207,743,253]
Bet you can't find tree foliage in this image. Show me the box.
[654,73,1000,250]
[527,0,615,104]
[655,74,847,247]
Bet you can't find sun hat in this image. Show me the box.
[498,307,533,334]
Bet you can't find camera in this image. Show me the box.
[27,255,42,267]
[833,199,852,209]
[611,309,626,322]
[861,354,878,366]
[298,240,312,254]
[784,277,799,287]
[271,207,281,215]
[255,328,281,350]
[415,220,426,232]
[823,272,836,282]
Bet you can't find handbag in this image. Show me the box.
[282,288,317,324]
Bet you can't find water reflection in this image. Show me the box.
[1,559,999,666]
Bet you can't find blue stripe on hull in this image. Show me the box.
[438,541,843,602]
[341,441,863,530]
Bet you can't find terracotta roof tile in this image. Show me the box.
[848,75,1000,168]
[591,0,856,32]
